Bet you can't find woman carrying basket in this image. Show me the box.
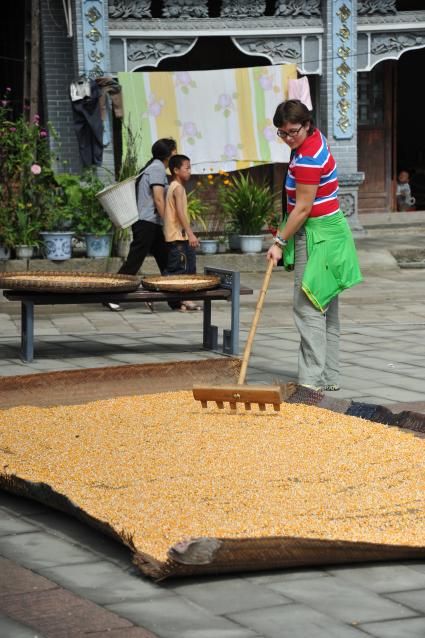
[267,100,362,391]
[105,138,177,311]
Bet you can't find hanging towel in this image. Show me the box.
[288,76,313,111]
[118,63,297,174]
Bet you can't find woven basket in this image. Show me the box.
[96,176,139,230]
[142,274,220,293]
[0,271,141,294]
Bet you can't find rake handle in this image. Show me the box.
[238,258,274,385]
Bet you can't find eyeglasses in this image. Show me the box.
[276,125,304,139]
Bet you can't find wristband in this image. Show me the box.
[274,234,288,247]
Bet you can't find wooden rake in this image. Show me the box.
[193,259,283,411]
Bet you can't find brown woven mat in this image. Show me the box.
[142,274,220,293]
[0,271,140,293]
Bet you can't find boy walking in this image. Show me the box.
[164,154,201,311]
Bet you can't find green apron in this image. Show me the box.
[282,210,363,312]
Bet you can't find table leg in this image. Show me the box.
[21,301,34,362]
[203,299,218,349]
[224,271,240,355]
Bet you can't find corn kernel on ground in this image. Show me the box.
[0,391,424,563]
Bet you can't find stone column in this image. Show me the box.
[321,0,366,236]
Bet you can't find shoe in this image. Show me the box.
[102,302,123,312]
[145,301,154,312]
[323,384,340,391]
[300,383,323,392]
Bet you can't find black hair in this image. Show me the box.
[169,154,190,175]
[139,137,177,173]
[273,99,314,135]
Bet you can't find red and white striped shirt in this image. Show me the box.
[286,128,340,218]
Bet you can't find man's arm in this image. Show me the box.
[152,185,166,219]
[174,185,199,247]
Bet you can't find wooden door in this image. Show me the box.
[358,62,395,213]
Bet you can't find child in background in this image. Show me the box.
[164,154,201,311]
[397,170,415,211]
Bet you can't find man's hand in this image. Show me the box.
[267,243,282,266]
[188,230,199,248]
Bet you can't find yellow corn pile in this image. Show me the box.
[1,392,424,563]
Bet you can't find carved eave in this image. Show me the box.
[358,11,425,71]
[109,16,323,37]
[358,10,425,27]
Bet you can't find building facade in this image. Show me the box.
[39,0,425,231]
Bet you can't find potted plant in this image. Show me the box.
[39,183,75,261]
[220,173,274,254]
[75,169,113,258]
[13,205,42,258]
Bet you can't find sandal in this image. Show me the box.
[182,301,202,312]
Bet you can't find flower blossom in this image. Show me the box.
[31,164,41,175]
[40,130,48,138]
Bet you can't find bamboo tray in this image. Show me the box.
[0,271,141,294]
[142,274,220,293]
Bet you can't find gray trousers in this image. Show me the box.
[293,228,340,387]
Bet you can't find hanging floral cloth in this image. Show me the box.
[119,63,297,174]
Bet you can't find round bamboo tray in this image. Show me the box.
[141,274,220,293]
[0,271,141,294]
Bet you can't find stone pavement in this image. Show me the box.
[0,223,424,637]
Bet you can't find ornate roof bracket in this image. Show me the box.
[357,10,425,71]
[232,35,322,75]
[111,37,197,71]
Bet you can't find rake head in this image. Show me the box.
[193,384,283,411]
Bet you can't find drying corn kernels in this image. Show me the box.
[0,391,424,563]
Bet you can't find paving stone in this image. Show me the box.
[0,588,133,638]
[170,576,291,614]
[244,568,329,585]
[360,617,425,637]
[107,596,258,638]
[0,511,38,537]
[266,576,417,623]
[41,560,167,605]
[26,511,133,569]
[0,531,100,570]
[87,628,157,638]
[0,492,52,516]
[328,564,425,593]
[386,590,425,614]
[0,613,41,638]
[228,603,367,638]
[0,557,55,596]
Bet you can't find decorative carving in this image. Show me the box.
[358,10,425,25]
[162,0,208,18]
[109,16,324,30]
[333,1,353,139]
[358,0,396,15]
[127,39,196,67]
[274,0,320,17]
[339,193,355,217]
[82,0,106,78]
[108,0,151,19]
[220,0,266,18]
[234,37,301,64]
[371,33,425,55]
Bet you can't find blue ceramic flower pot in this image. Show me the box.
[84,233,112,258]
[40,232,74,261]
